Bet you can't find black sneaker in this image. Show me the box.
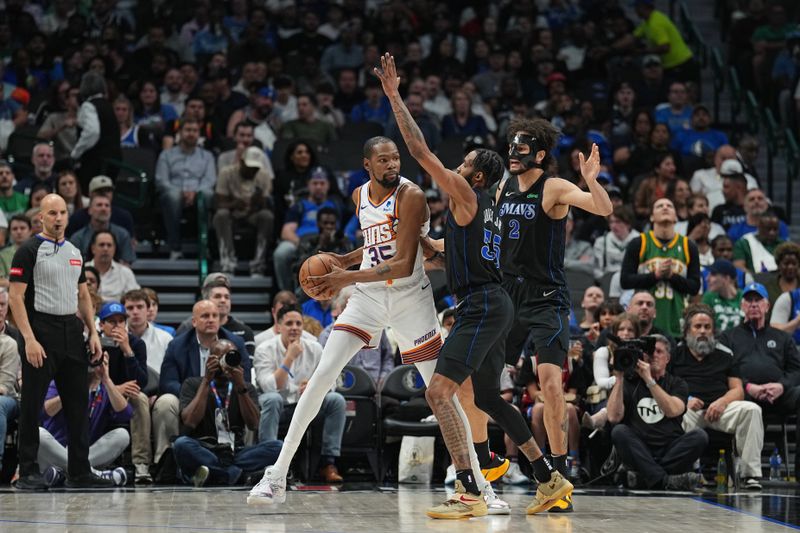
[14,473,48,491]
[664,472,701,491]
[65,473,115,489]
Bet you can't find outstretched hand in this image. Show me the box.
[578,143,601,183]
[373,53,401,96]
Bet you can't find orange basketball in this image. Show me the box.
[298,254,339,300]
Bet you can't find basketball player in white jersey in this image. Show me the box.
[247,136,493,509]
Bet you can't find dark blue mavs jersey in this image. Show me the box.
[496,174,567,289]
[445,188,503,296]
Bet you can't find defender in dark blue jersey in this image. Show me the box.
[376,53,571,519]
[497,118,613,511]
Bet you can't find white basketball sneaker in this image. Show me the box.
[483,484,511,515]
[247,466,286,505]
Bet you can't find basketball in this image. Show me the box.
[298,254,339,300]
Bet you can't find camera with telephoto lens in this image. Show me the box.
[608,334,656,372]
[218,349,242,373]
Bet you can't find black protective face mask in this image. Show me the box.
[509,133,544,171]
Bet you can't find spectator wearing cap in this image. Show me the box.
[470,45,507,101]
[71,71,121,191]
[96,300,153,483]
[213,146,275,276]
[630,0,697,83]
[14,143,57,196]
[0,162,28,216]
[67,175,136,239]
[770,244,800,344]
[728,188,789,244]
[176,273,256,358]
[671,105,729,157]
[280,94,337,147]
[719,282,800,480]
[85,230,140,301]
[70,196,137,265]
[670,304,764,490]
[702,259,745,332]
[226,85,279,153]
[153,300,251,468]
[702,235,754,293]
[350,77,392,127]
[633,55,670,108]
[693,145,759,214]
[155,118,216,260]
[273,169,342,291]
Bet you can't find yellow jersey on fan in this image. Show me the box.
[637,231,691,338]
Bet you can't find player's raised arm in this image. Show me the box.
[375,53,477,225]
[550,144,613,217]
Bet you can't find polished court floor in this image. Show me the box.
[1,484,799,532]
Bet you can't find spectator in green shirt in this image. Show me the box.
[0,161,28,216]
[280,94,337,147]
[629,0,697,85]
[701,259,744,333]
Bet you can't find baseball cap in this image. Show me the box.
[308,166,328,182]
[642,54,662,67]
[743,282,768,300]
[256,86,276,100]
[719,159,744,177]
[597,170,614,184]
[89,175,114,194]
[99,301,127,320]
[707,258,737,279]
[202,272,231,289]
[242,146,264,169]
[546,72,567,85]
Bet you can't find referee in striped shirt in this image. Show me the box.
[8,194,113,489]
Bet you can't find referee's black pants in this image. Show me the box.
[18,313,91,478]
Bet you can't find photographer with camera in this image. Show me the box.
[173,339,282,486]
[38,353,130,487]
[607,334,708,490]
[253,304,346,483]
[670,304,764,490]
[153,300,250,472]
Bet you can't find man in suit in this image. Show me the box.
[151,300,250,466]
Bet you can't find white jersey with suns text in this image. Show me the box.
[355,177,429,289]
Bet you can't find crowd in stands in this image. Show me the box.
[0,0,798,490]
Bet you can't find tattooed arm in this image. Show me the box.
[374,53,478,226]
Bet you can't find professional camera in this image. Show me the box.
[608,334,656,372]
[218,349,242,373]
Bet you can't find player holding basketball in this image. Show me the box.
[247,135,490,506]
[497,119,613,511]
[375,53,572,518]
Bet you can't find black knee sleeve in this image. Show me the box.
[473,389,532,446]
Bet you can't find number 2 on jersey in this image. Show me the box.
[508,219,520,240]
[481,229,502,268]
